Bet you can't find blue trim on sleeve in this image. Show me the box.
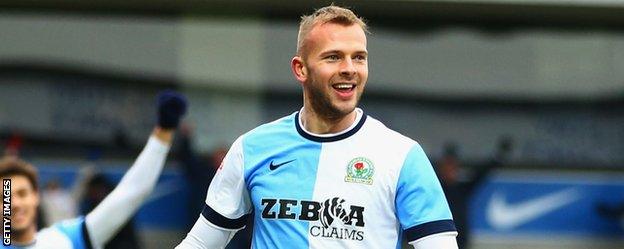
[201,204,248,230]
[404,219,457,242]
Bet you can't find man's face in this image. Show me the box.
[296,23,368,119]
[8,175,39,233]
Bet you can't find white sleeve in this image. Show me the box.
[202,136,251,229]
[175,215,238,249]
[409,232,458,249]
[175,136,251,248]
[85,136,170,248]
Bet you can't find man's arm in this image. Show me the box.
[396,143,458,248]
[176,135,252,248]
[175,215,238,249]
[84,90,187,248]
[410,233,458,249]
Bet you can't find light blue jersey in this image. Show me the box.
[203,109,456,249]
[6,217,92,249]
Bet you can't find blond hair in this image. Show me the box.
[296,5,368,56]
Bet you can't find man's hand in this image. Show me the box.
[157,90,188,129]
[155,90,188,143]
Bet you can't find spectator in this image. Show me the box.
[177,123,219,229]
[41,179,77,225]
[437,137,513,249]
[596,201,624,229]
[176,123,252,249]
[82,173,142,249]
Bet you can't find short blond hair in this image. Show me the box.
[297,5,368,56]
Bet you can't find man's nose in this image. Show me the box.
[339,58,357,78]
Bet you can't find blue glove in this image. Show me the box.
[157,90,188,129]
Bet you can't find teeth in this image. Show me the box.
[334,84,353,89]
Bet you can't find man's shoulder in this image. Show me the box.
[363,114,417,147]
[35,226,74,249]
[243,112,297,137]
[232,112,298,149]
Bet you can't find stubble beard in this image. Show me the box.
[306,78,360,122]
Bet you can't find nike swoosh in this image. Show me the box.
[486,187,581,230]
[269,159,296,170]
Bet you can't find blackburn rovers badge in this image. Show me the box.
[345,157,374,185]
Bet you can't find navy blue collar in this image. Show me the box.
[295,111,367,143]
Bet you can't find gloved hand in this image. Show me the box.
[157,90,188,129]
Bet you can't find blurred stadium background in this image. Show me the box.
[1,0,623,248]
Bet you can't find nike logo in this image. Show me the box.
[486,187,581,230]
[269,159,296,170]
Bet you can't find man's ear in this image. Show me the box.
[291,56,307,83]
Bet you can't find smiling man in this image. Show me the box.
[176,5,458,249]
[3,162,39,243]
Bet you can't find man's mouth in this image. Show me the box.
[12,209,27,221]
[332,83,356,93]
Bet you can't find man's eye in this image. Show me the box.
[354,55,367,61]
[326,55,340,61]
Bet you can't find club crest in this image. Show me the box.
[345,157,374,185]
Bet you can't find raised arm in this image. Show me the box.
[84,90,187,248]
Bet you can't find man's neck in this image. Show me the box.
[12,226,37,245]
[301,106,357,134]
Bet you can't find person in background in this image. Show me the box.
[3,131,23,159]
[177,124,252,249]
[82,173,142,249]
[177,123,219,230]
[596,198,624,231]
[41,179,78,226]
[1,90,187,249]
[41,165,95,227]
[437,137,513,249]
